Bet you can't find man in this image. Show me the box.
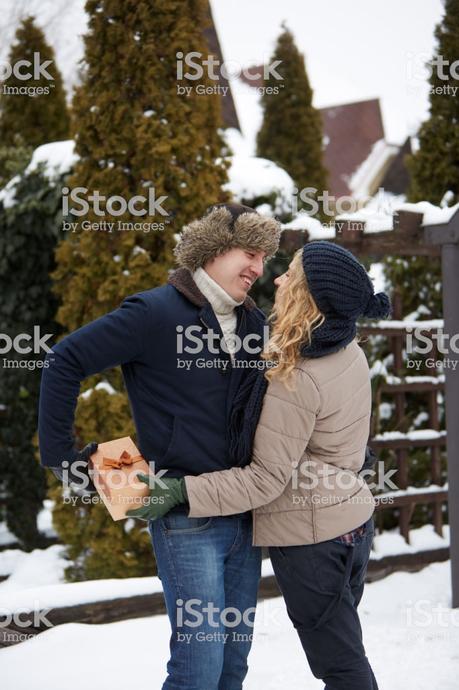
[38,202,281,690]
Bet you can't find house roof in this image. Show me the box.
[319,98,386,197]
[237,67,390,197]
[203,2,240,130]
[379,136,413,196]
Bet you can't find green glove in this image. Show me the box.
[125,474,188,521]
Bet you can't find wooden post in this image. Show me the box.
[424,209,459,607]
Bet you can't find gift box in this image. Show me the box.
[89,436,151,520]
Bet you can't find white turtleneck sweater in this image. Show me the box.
[193,267,243,360]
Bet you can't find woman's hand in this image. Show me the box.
[125,474,188,521]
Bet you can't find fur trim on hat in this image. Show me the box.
[174,206,281,271]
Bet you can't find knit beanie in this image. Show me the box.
[174,203,282,272]
[300,241,391,357]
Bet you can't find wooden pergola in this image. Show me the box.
[281,205,459,607]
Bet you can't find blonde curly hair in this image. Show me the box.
[262,249,324,387]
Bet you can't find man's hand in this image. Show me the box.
[126,474,188,521]
[51,442,98,494]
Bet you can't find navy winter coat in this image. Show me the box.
[38,268,266,477]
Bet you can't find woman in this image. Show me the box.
[130,241,390,689]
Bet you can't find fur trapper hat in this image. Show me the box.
[174,203,282,271]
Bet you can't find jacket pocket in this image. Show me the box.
[159,415,180,465]
[162,511,213,534]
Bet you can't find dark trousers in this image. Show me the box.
[269,519,378,690]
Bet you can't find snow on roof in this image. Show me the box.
[348,138,398,199]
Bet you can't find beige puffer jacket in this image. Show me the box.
[184,339,375,546]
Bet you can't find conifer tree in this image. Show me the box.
[49,0,229,579]
[0,163,63,550]
[256,26,328,222]
[0,135,32,189]
[383,3,459,319]
[408,0,459,204]
[0,16,70,150]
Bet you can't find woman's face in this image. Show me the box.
[274,262,292,303]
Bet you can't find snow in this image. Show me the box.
[282,212,336,240]
[384,374,445,385]
[0,523,456,688]
[335,203,394,233]
[0,522,17,547]
[36,500,57,538]
[373,429,446,441]
[1,558,457,689]
[0,140,77,208]
[370,524,449,559]
[25,140,78,179]
[368,262,386,293]
[423,202,459,225]
[0,545,67,594]
[372,318,444,330]
[348,139,399,199]
[0,572,164,614]
[334,196,459,235]
[223,129,295,214]
[391,201,459,226]
[0,524,449,610]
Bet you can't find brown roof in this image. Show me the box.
[379,136,412,195]
[319,99,385,197]
[239,64,388,197]
[239,65,265,88]
[202,2,240,130]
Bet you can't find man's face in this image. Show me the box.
[204,247,266,301]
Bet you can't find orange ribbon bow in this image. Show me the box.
[102,450,144,470]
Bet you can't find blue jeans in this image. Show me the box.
[149,507,262,690]
[269,518,378,690]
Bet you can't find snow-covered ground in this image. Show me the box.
[0,524,456,689]
[1,559,457,690]
[0,524,450,607]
